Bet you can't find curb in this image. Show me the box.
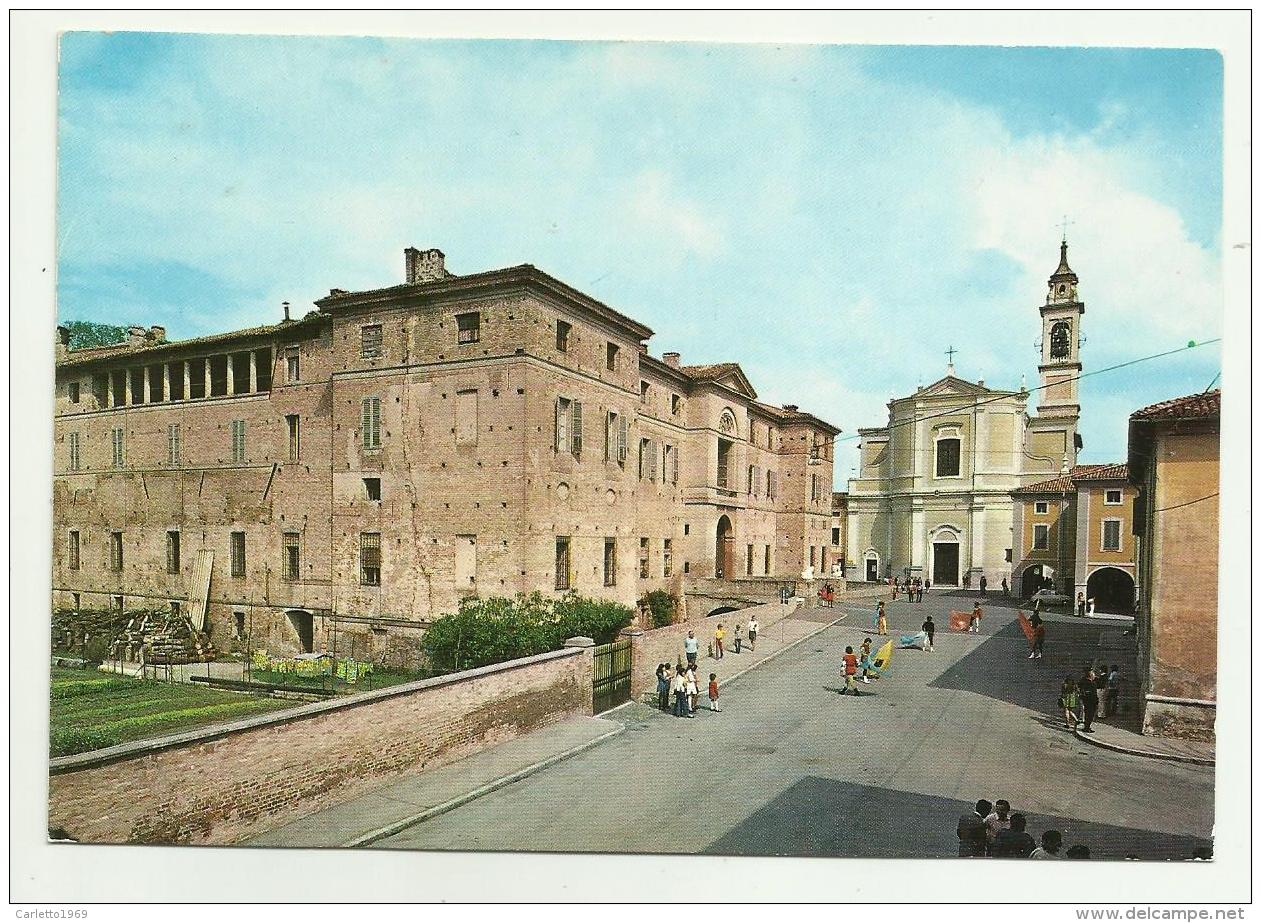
[1072,726,1214,766]
[341,724,625,847]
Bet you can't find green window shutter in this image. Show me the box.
[571,401,583,455]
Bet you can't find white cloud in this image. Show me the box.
[624,170,726,264]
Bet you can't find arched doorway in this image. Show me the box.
[1021,565,1055,598]
[1087,567,1136,614]
[864,551,880,582]
[930,529,960,586]
[286,609,314,653]
[715,515,734,579]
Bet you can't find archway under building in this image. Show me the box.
[1087,567,1136,614]
[1020,565,1052,598]
[286,609,315,654]
[707,606,738,619]
[715,515,734,580]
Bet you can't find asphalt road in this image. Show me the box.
[373,591,1214,859]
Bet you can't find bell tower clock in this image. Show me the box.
[1030,238,1085,469]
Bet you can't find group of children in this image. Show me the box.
[656,661,721,717]
[890,576,929,602]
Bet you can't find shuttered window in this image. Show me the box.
[68,432,81,472]
[360,532,381,586]
[230,420,246,463]
[231,532,246,577]
[168,424,181,466]
[111,427,125,468]
[555,398,582,456]
[68,531,80,571]
[362,397,381,450]
[361,324,383,359]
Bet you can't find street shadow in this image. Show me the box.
[928,617,1139,727]
[704,776,1211,860]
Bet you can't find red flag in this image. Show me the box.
[1017,611,1035,644]
[949,611,971,632]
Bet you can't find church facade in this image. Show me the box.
[845,241,1086,587]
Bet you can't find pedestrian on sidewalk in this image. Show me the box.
[985,800,1012,854]
[980,574,988,596]
[686,664,699,714]
[925,578,932,595]
[708,673,720,712]
[859,637,873,683]
[672,664,688,717]
[916,578,924,603]
[656,664,671,712]
[748,617,759,651]
[714,624,726,659]
[877,602,889,636]
[1030,830,1064,859]
[1104,664,1121,718]
[1028,612,1045,659]
[923,615,936,652]
[733,624,743,654]
[1059,676,1080,729]
[684,631,699,669]
[843,646,860,695]
[1076,592,1087,618]
[969,603,983,633]
[1001,576,1009,597]
[992,813,1036,858]
[957,799,992,857]
[1079,667,1099,733]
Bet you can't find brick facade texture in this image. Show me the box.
[47,646,592,845]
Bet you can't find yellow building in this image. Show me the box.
[1010,464,1138,612]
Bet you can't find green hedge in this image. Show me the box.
[422,592,634,672]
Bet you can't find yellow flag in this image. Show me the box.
[873,639,895,672]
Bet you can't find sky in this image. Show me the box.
[57,34,1225,482]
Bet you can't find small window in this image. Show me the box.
[684,524,690,536]
[363,477,382,501]
[639,537,650,579]
[234,612,246,641]
[68,531,80,571]
[671,393,681,415]
[230,420,246,463]
[167,423,181,467]
[640,381,650,404]
[556,320,571,352]
[360,532,382,586]
[286,415,300,462]
[166,531,181,574]
[556,397,582,456]
[605,410,627,465]
[764,545,771,574]
[230,531,246,577]
[361,324,384,359]
[282,532,300,580]
[285,346,301,383]
[603,538,616,587]
[606,343,619,372]
[111,427,125,468]
[1034,501,1049,515]
[1102,519,1122,552]
[1004,548,1013,563]
[170,601,182,620]
[832,527,841,545]
[110,531,124,571]
[556,537,572,590]
[746,544,754,577]
[936,437,961,477]
[1105,489,1123,505]
[68,382,80,403]
[456,312,480,345]
[663,538,673,577]
[684,561,691,574]
[68,432,81,472]
[362,397,382,450]
[1033,524,1049,551]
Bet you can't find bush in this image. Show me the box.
[641,590,678,629]
[423,592,635,672]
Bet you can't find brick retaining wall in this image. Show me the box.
[48,643,594,845]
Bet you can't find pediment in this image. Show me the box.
[715,369,757,399]
[919,375,991,398]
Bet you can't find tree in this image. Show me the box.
[62,320,132,350]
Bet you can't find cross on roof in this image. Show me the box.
[945,345,957,364]
[1059,214,1075,242]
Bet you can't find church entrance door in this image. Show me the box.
[865,557,879,582]
[932,542,959,586]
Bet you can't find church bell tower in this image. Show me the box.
[1030,238,1084,468]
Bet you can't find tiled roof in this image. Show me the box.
[680,363,742,382]
[58,318,324,369]
[1012,464,1126,496]
[1131,389,1221,422]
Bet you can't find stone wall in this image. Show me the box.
[48,642,594,845]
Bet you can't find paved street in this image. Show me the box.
[373,591,1214,858]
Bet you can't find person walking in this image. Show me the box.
[684,631,699,669]
[1078,667,1099,733]
[714,624,726,660]
[985,800,1012,854]
[733,624,743,654]
[685,664,699,715]
[1028,611,1046,659]
[843,645,860,695]
[979,574,988,596]
[672,664,688,717]
[922,614,936,652]
[924,578,932,595]
[878,602,889,636]
[992,813,1036,858]
[1059,676,1080,729]
[747,617,759,651]
[656,663,671,712]
[1104,664,1121,718]
[1030,830,1064,859]
[917,579,924,603]
[1001,576,1009,597]
[708,673,720,712]
[957,799,993,857]
[859,637,873,683]
[1076,592,1087,618]
[969,602,983,634]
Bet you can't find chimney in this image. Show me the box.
[150,325,166,344]
[127,325,146,347]
[638,343,648,354]
[282,301,292,322]
[782,404,799,412]
[55,325,70,361]
[405,247,448,284]
[663,351,681,369]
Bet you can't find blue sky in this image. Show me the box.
[57,34,1224,480]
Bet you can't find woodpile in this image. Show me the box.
[111,610,217,664]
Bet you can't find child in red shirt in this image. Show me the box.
[708,673,720,712]
[843,646,859,695]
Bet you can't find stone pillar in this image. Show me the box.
[106,373,115,408]
[620,627,649,702]
[225,354,234,394]
[203,361,211,397]
[162,364,171,402]
[124,370,133,405]
[563,636,596,716]
[183,361,191,401]
[249,351,258,393]
[142,366,151,404]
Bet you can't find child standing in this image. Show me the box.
[878,602,889,636]
[1059,676,1080,729]
[733,624,743,654]
[708,673,720,712]
[843,646,860,695]
[923,614,936,652]
[969,603,983,633]
[859,637,873,683]
[714,624,726,659]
